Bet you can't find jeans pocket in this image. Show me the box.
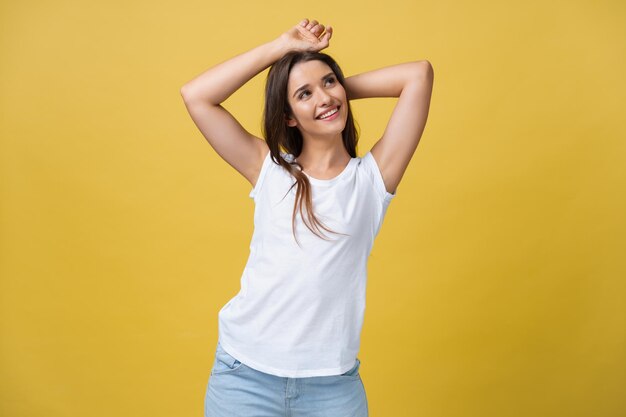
[211,341,245,376]
[339,358,361,379]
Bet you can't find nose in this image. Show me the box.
[316,88,332,106]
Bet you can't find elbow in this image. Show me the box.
[415,59,433,70]
[415,60,434,83]
[180,85,202,104]
[424,60,434,76]
[180,84,219,105]
[180,84,192,100]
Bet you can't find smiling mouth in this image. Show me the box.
[316,105,341,120]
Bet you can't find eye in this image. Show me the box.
[297,77,336,99]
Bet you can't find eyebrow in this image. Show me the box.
[292,72,335,98]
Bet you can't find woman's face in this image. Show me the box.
[285,60,347,139]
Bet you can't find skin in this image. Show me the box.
[285,60,351,179]
[181,17,433,194]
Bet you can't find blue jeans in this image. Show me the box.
[204,339,369,416]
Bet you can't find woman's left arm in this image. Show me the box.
[344,60,434,195]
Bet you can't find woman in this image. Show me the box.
[181,17,433,417]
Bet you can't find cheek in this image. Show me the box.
[295,104,314,119]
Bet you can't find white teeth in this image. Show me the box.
[318,108,338,119]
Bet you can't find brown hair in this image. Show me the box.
[262,51,359,246]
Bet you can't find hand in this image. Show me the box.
[278,18,333,53]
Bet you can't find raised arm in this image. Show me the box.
[180,40,284,187]
[344,61,434,195]
[180,18,333,187]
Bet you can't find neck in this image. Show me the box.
[296,135,350,171]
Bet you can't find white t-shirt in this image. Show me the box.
[217,149,396,378]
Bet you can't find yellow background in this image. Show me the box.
[1,0,625,416]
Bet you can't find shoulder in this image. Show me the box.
[359,150,397,202]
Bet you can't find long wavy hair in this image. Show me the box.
[263,51,359,246]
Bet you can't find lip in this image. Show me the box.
[316,105,340,120]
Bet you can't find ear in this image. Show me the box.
[285,115,298,127]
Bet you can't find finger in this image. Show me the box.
[323,29,332,45]
[299,18,308,27]
[306,19,318,29]
[310,24,323,36]
[320,26,332,41]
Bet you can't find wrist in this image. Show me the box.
[267,36,292,60]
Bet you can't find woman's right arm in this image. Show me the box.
[181,39,286,106]
[180,39,288,187]
[180,18,331,188]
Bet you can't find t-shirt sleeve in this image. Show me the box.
[363,151,397,207]
[249,150,272,200]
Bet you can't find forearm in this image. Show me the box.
[344,60,432,100]
[181,38,288,105]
